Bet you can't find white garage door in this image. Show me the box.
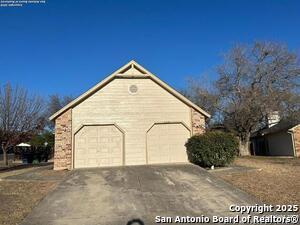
[74,125,123,168]
[147,123,190,164]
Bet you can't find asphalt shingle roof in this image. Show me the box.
[253,119,300,137]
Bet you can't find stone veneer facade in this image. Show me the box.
[293,125,300,158]
[54,109,72,170]
[191,108,206,135]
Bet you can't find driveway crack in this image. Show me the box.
[137,175,142,190]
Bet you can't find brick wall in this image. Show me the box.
[54,109,72,170]
[293,125,300,158]
[191,108,206,135]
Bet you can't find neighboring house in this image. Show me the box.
[49,61,210,170]
[208,124,229,133]
[251,120,300,157]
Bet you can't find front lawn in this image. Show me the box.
[0,165,68,225]
[212,156,300,205]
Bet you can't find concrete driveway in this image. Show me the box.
[22,164,257,225]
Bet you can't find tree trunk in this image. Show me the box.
[2,146,8,166]
[239,134,251,156]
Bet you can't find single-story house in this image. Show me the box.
[251,120,300,157]
[50,61,210,170]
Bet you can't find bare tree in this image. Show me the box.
[216,42,300,155]
[181,78,220,124]
[0,83,44,166]
[46,94,73,130]
[280,91,300,121]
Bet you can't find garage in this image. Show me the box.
[74,125,124,168]
[50,61,210,170]
[147,123,190,164]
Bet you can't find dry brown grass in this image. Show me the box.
[0,181,57,225]
[214,156,300,205]
[0,166,68,225]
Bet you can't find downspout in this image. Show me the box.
[287,130,296,157]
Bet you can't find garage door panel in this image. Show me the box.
[76,159,85,167]
[147,123,189,164]
[75,125,123,168]
[99,147,108,153]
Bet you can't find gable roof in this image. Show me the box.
[49,60,211,121]
[252,119,300,137]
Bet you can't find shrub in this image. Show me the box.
[185,131,238,167]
